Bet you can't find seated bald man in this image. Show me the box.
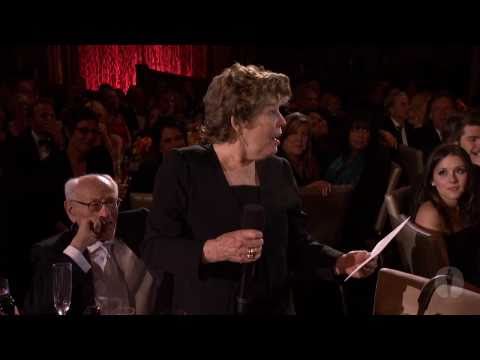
[24,174,157,315]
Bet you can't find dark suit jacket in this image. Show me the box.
[23,208,152,315]
[4,130,62,302]
[473,165,480,226]
[411,122,442,160]
[380,117,417,147]
[380,118,426,186]
[342,144,392,249]
[142,144,343,314]
[130,156,162,193]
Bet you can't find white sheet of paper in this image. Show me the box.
[344,217,410,282]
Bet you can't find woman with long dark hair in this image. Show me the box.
[413,144,480,286]
[414,144,477,234]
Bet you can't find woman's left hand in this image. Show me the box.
[335,250,377,279]
[304,180,332,197]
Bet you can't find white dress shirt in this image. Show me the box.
[31,130,51,160]
[391,117,409,146]
[63,240,115,273]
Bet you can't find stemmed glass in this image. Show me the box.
[52,263,72,316]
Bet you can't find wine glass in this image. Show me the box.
[52,263,72,316]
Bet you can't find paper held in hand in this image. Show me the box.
[344,217,410,282]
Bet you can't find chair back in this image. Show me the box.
[392,214,449,277]
[398,144,424,185]
[374,161,402,235]
[374,268,480,315]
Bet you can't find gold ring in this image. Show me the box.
[247,248,255,255]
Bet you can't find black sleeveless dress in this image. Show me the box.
[445,224,480,288]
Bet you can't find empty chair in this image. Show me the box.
[374,161,402,235]
[397,144,424,186]
[300,185,353,247]
[374,268,480,315]
[423,281,480,315]
[373,268,426,315]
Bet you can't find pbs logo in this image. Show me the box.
[434,267,464,298]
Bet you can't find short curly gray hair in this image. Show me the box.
[203,63,291,143]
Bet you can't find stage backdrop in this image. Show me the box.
[78,45,208,92]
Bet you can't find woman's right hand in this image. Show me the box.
[202,229,263,264]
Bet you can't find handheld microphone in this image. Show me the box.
[236,204,265,315]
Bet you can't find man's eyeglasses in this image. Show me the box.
[69,198,121,212]
[76,127,100,136]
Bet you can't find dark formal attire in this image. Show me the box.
[445,225,480,288]
[379,117,424,186]
[379,117,418,148]
[339,145,391,315]
[24,209,160,315]
[130,156,162,193]
[327,114,350,158]
[341,145,392,250]
[4,130,62,303]
[411,122,443,160]
[142,144,344,315]
[473,165,480,225]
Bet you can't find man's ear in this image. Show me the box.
[64,200,76,224]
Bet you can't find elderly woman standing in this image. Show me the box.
[142,63,376,315]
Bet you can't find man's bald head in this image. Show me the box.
[65,174,118,200]
[64,174,119,242]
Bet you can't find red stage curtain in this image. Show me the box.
[78,45,208,92]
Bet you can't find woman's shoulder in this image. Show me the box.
[263,154,291,171]
[163,144,216,172]
[415,201,445,233]
[256,155,294,183]
[174,144,210,156]
[166,144,210,162]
